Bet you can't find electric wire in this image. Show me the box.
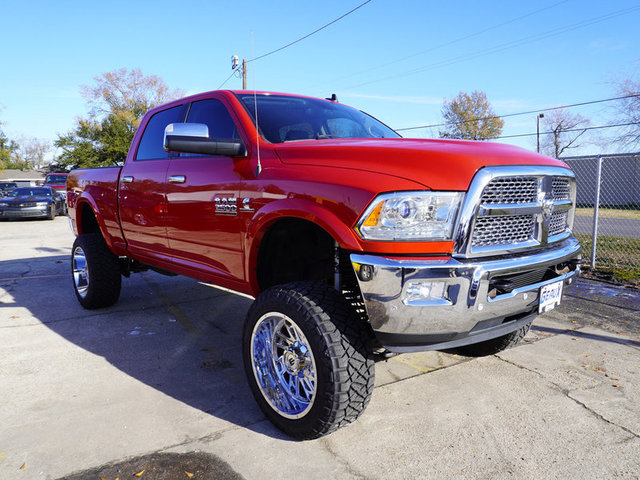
[396,93,640,132]
[247,0,372,63]
[218,0,372,89]
[217,70,238,90]
[345,5,640,90]
[492,121,640,140]
[325,0,569,85]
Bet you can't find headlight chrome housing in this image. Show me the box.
[356,191,463,241]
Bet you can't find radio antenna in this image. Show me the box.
[252,32,262,177]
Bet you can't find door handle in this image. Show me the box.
[168,175,186,183]
[121,176,134,183]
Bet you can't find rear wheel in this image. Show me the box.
[71,233,121,309]
[243,282,375,439]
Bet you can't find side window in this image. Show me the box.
[186,99,239,139]
[135,105,186,161]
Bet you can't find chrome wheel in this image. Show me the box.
[72,245,89,298]
[250,312,317,419]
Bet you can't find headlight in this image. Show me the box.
[36,202,49,207]
[356,191,463,241]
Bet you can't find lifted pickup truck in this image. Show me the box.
[67,90,582,439]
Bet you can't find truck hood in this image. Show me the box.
[274,138,566,190]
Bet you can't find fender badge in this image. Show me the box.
[239,198,254,213]
[214,196,238,216]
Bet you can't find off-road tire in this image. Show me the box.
[243,282,375,440]
[453,322,532,357]
[71,233,121,309]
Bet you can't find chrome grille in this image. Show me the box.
[552,177,570,201]
[471,215,535,248]
[549,211,568,237]
[480,177,537,204]
[463,168,576,256]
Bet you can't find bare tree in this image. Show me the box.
[611,75,640,149]
[80,68,186,128]
[539,109,590,158]
[16,137,51,169]
[56,68,185,169]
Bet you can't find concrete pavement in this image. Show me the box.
[0,216,638,479]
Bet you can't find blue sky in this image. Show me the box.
[1,0,639,160]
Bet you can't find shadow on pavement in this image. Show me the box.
[532,325,640,348]
[0,254,290,441]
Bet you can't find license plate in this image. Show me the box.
[539,280,563,313]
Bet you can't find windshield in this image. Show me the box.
[45,175,67,185]
[10,188,52,197]
[235,94,400,144]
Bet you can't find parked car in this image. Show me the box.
[0,186,66,220]
[44,173,69,202]
[0,182,18,197]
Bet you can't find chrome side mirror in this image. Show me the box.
[164,123,245,157]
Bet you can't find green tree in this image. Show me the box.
[439,91,504,140]
[0,122,21,169]
[55,68,185,169]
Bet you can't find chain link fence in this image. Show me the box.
[562,153,640,284]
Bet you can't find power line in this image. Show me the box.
[492,121,640,140]
[324,0,569,86]
[217,70,238,90]
[396,93,640,132]
[218,0,372,89]
[345,5,640,90]
[248,0,372,64]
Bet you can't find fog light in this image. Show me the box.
[355,263,374,282]
[404,281,446,304]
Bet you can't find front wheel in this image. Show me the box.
[243,282,375,440]
[71,233,122,309]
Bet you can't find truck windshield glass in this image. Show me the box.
[235,94,400,144]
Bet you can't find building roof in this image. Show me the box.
[0,169,46,181]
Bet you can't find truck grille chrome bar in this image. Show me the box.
[454,166,577,258]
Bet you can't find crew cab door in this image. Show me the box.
[119,104,187,263]
[164,97,245,283]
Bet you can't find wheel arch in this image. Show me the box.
[245,199,363,295]
[74,197,118,254]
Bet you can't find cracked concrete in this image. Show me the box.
[1,217,640,479]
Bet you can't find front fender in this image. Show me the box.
[244,197,364,293]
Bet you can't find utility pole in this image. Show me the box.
[242,58,247,90]
[232,56,247,90]
[536,113,544,153]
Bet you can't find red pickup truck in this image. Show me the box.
[67,90,582,439]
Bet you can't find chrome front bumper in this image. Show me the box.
[351,237,582,353]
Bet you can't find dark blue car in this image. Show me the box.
[0,186,66,220]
